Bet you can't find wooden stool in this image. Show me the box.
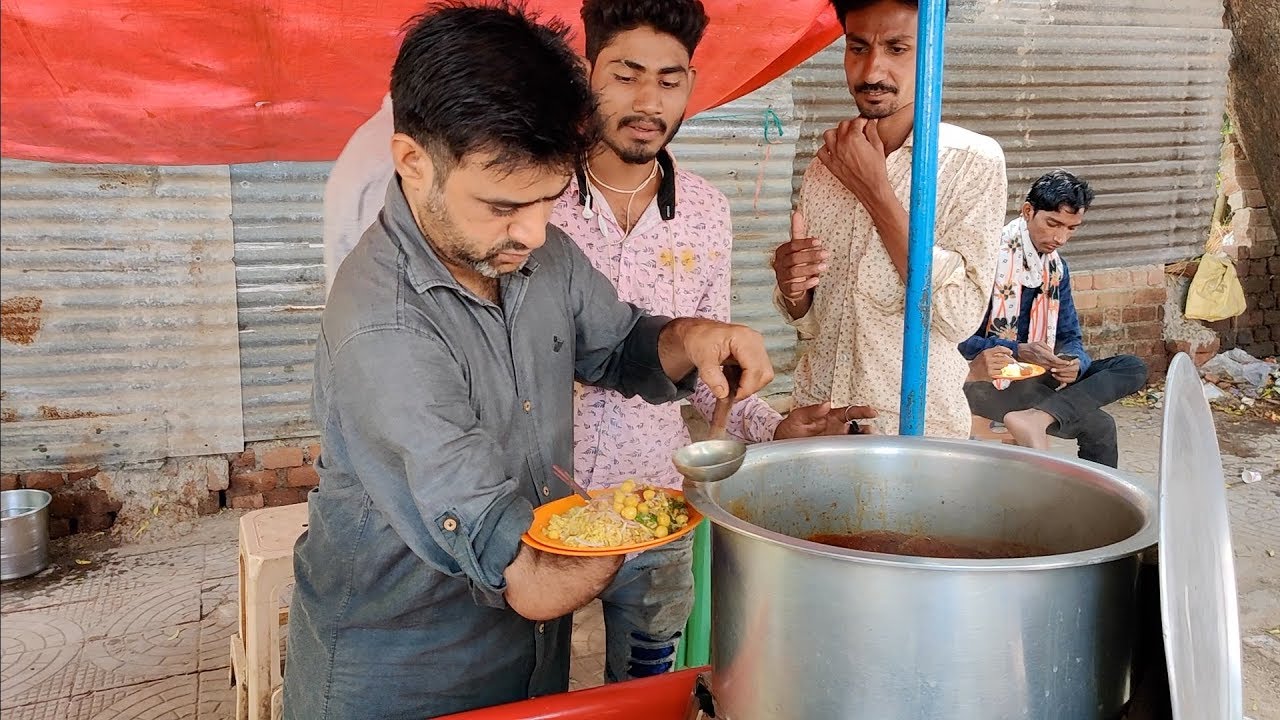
[970,415,1016,445]
[230,501,309,720]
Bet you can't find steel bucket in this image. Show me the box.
[684,436,1158,720]
[1,489,54,580]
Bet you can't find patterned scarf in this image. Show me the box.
[985,217,1062,385]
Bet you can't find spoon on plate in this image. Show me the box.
[550,464,593,503]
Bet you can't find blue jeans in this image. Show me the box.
[964,354,1149,467]
[597,534,695,683]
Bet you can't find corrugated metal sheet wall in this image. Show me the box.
[0,2,1231,461]
[0,160,244,471]
[791,0,1231,270]
[229,163,328,442]
[670,77,798,395]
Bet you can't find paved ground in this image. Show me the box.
[1,404,1276,719]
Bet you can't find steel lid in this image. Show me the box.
[1159,352,1244,719]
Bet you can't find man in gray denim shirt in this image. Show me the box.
[281,4,774,719]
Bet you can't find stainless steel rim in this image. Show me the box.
[684,436,1158,572]
[0,489,53,520]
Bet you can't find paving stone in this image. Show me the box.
[2,616,201,708]
[1,547,205,615]
[202,541,238,581]
[3,696,77,720]
[571,601,605,660]
[76,621,199,693]
[4,583,201,650]
[570,600,606,689]
[198,576,238,672]
[0,614,85,707]
[82,674,200,719]
[197,668,238,719]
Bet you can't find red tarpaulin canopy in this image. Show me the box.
[0,0,841,165]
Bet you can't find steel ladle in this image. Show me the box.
[674,365,746,485]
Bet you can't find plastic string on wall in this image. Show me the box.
[693,107,787,216]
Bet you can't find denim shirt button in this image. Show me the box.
[442,517,458,532]
[541,485,550,497]
[522,400,532,413]
[537,623,546,634]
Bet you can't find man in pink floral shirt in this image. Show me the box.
[559,29,851,496]
[556,0,865,683]
[321,0,864,687]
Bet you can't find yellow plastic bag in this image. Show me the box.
[1185,252,1246,322]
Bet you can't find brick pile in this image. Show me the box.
[0,467,122,538]
[1217,134,1280,358]
[1068,264,1170,379]
[225,441,321,510]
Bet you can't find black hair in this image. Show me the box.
[580,0,710,64]
[390,1,599,175]
[1025,170,1095,214]
[829,0,949,23]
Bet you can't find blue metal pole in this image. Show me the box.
[898,0,947,436]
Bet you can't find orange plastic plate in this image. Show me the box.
[523,489,702,557]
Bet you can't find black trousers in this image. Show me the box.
[964,355,1149,467]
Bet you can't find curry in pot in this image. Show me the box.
[807,529,1050,559]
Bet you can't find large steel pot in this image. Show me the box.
[683,436,1158,720]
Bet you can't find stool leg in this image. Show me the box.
[684,520,712,668]
[237,679,249,720]
[244,558,275,720]
[231,635,250,720]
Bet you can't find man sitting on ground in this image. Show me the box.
[959,170,1147,468]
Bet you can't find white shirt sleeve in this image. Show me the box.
[323,94,398,296]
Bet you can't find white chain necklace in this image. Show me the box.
[585,160,659,233]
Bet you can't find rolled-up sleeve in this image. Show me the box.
[772,286,821,340]
[564,233,698,402]
[331,327,530,608]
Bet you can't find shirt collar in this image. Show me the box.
[380,176,538,297]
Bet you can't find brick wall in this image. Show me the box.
[0,439,318,538]
[1216,134,1280,359]
[1068,265,1170,379]
[1229,210,1280,359]
[225,440,321,510]
[1,468,122,539]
